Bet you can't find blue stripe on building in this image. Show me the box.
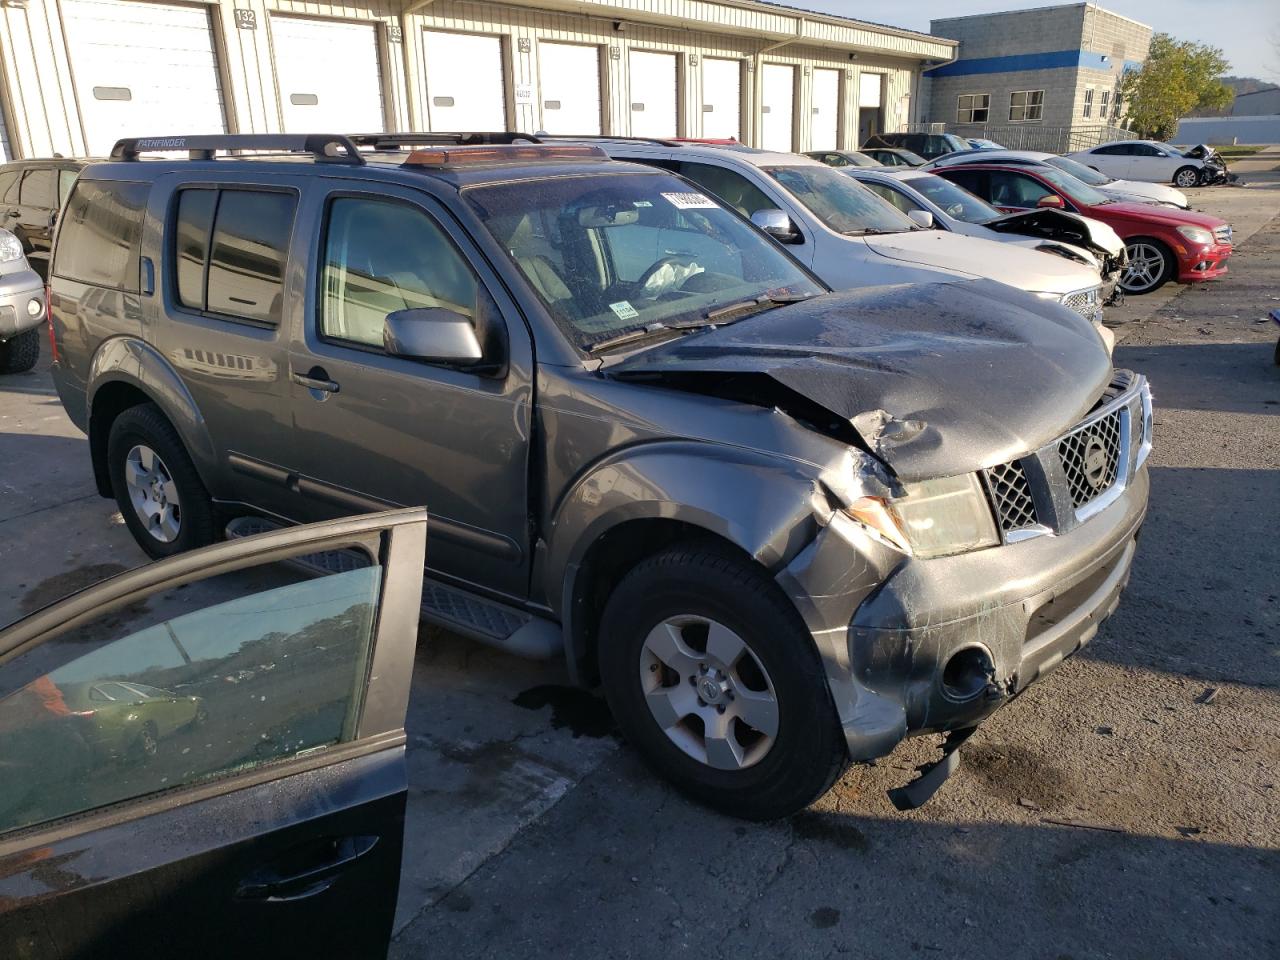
[926,49,1118,77]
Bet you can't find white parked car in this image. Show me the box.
[564,140,1110,330]
[0,228,47,374]
[1065,141,1217,188]
[846,167,1127,304]
[926,149,1189,208]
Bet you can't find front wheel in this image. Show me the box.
[1173,166,1201,189]
[1120,238,1175,295]
[0,328,40,374]
[598,543,848,820]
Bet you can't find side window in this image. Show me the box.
[52,179,149,291]
[1132,144,1161,157]
[826,154,848,167]
[320,197,478,350]
[988,171,1052,208]
[864,182,916,213]
[677,162,773,217]
[57,169,78,207]
[0,562,383,836]
[943,169,987,198]
[175,189,216,310]
[0,169,20,205]
[19,169,56,208]
[206,190,296,325]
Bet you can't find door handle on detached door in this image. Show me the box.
[291,366,340,396]
[235,835,380,902]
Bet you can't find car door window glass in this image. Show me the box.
[676,162,773,217]
[19,169,55,208]
[53,179,149,291]
[1094,144,1132,156]
[0,170,21,205]
[863,182,917,214]
[174,188,217,311]
[988,171,1052,208]
[0,563,383,837]
[57,169,78,207]
[205,189,296,325]
[321,197,479,350]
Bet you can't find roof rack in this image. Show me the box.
[348,132,542,149]
[532,134,687,147]
[109,134,365,165]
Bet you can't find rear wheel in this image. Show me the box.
[107,403,215,559]
[1120,238,1175,295]
[1173,166,1200,189]
[598,543,848,820]
[0,328,40,374]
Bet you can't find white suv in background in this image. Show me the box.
[926,149,1190,208]
[562,140,1108,326]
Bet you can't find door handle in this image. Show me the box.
[291,366,340,394]
[235,835,379,903]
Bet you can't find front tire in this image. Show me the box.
[1120,238,1175,295]
[598,543,848,820]
[1173,166,1200,189]
[107,403,216,559]
[0,328,40,374]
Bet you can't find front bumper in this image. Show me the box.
[0,266,45,339]
[1175,242,1231,283]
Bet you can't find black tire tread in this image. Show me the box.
[0,328,41,374]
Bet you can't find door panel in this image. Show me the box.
[423,31,507,131]
[811,69,840,152]
[272,16,385,133]
[0,510,426,959]
[761,64,795,152]
[629,50,678,138]
[286,186,533,598]
[701,58,741,140]
[539,42,601,135]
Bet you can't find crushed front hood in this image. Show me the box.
[864,229,1093,294]
[610,280,1113,482]
[985,208,1124,258]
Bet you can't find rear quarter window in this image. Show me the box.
[53,180,150,291]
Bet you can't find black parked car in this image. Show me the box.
[862,132,970,161]
[0,158,85,279]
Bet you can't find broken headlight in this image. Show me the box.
[847,474,1000,559]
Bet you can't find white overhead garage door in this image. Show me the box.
[62,0,225,155]
[811,68,840,151]
[761,64,795,152]
[538,42,601,135]
[273,17,385,134]
[423,31,507,131]
[629,50,677,138]
[701,58,740,140]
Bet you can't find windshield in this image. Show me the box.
[843,152,881,167]
[1031,165,1111,206]
[763,165,917,235]
[466,172,824,353]
[1046,155,1112,186]
[902,174,1001,224]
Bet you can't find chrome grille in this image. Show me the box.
[985,459,1038,533]
[1060,286,1102,322]
[1058,410,1122,508]
[1214,224,1232,245]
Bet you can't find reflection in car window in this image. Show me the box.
[206,190,296,325]
[53,180,149,292]
[321,198,478,350]
[466,172,823,352]
[765,165,915,235]
[862,182,916,214]
[904,175,1001,223]
[0,565,382,836]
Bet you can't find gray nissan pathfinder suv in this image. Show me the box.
[48,134,1151,819]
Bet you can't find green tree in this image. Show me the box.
[1119,34,1234,139]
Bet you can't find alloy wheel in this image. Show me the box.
[1174,168,1199,188]
[1120,242,1166,294]
[639,615,779,771]
[124,444,182,543]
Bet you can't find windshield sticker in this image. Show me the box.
[632,200,653,208]
[609,300,640,320]
[661,192,718,210]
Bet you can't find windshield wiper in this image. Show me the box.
[845,226,904,236]
[704,293,813,322]
[587,323,681,354]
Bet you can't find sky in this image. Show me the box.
[799,0,1279,80]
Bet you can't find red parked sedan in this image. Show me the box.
[935,161,1232,294]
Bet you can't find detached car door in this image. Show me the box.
[0,509,426,959]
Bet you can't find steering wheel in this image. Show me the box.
[635,255,700,298]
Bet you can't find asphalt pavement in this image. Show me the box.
[1,177,1277,960]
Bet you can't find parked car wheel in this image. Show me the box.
[134,721,159,761]
[598,542,848,821]
[1120,238,1174,295]
[0,328,41,374]
[1173,166,1201,189]
[107,403,216,559]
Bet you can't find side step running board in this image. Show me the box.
[226,516,561,660]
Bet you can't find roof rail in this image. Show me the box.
[348,131,543,149]
[533,134,686,147]
[109,134,365,165]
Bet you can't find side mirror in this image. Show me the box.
[906,209,934,229]
[383,307,483,364]
[1036,194,1066,209]
[750,208,801,244]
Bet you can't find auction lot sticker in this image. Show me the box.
[662,192,718,210]
[609,300,640,320]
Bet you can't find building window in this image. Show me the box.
[1009,90,1044,122]
[1083,87,1094,118]
[1100,90,1111,118]
[956,93,990,124]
